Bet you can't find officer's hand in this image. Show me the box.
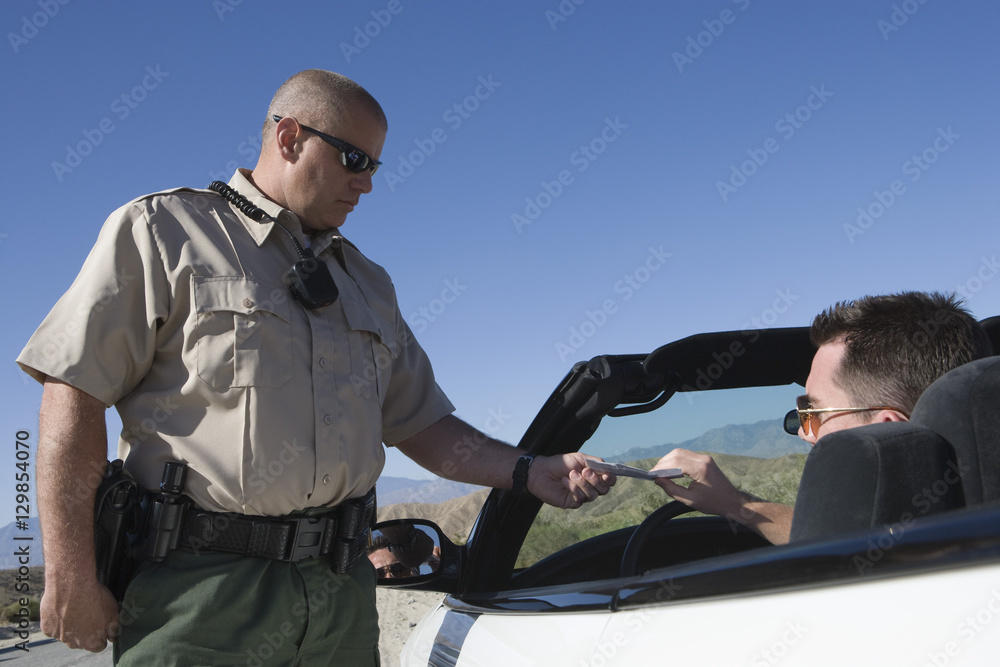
[40,576,120,652]
[529,453,615,509]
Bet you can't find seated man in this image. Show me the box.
[650,291,993,544]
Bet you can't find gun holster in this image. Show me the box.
[94,460,191,601]
[93,459,144,602]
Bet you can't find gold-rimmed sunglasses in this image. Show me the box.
[783,396,901,436]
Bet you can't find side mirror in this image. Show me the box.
[369,519,455,583]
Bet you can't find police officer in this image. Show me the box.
[20,70,613,665]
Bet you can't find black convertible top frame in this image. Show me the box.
[460,326,815,593]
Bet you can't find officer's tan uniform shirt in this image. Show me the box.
[18,170,454,516]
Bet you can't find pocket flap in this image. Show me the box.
[341,298,388,342]
[193,276,291,322]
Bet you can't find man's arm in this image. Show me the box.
[36,378,120,652]
[651,449,793,545]
[394,415,614,509]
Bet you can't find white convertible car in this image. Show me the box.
[372,321,1000,666]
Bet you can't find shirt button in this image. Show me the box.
[324,415,333,425]
[322,475,331,485]
[243,298,254,309]
[319,358,327,368]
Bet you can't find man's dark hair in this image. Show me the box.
[810,291,993,415]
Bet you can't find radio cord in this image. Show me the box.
[208,180,312,261]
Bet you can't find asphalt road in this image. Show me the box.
[0,638,112,666]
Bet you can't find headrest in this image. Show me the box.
[911,356,1000,506]
[789,421,963,542]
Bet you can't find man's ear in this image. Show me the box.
[272,116,301,159]
[875,409,908,423]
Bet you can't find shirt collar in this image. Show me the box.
[226,169,359,257]
[225,169,300,247]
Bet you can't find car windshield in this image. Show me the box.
[516,383,805,569]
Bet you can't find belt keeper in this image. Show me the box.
[320,516,337,555]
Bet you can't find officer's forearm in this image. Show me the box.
[37,378,121,651]
[37,378,109,582]
[395,415,520,489]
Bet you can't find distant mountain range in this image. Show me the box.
[0,420,804,569]
[608,418,809,463]
[377,476,480,506]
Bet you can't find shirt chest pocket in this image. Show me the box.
[192,277,293,390]
[341,298,395,406]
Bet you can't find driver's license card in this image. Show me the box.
[586,459,684,480]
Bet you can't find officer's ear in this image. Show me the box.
[271,116,303,160]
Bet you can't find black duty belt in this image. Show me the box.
[174,487,377,574]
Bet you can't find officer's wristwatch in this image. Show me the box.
[512,454,535,496]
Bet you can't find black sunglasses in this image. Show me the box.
[272,115,381,175]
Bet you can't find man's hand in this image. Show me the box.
[651,448,792,544]
[528,453,616,509]
[397,416,615,509]
[396,416,616,507]
[651,449,743,518]
[40,575,120,652]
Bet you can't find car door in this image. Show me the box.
[402,603,612,666]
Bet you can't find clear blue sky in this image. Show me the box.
[2,1,998,515]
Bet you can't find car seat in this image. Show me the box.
[909,355,1000,506]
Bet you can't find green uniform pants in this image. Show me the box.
[114,549,380,666]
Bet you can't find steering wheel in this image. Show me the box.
[620,500,695,578]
